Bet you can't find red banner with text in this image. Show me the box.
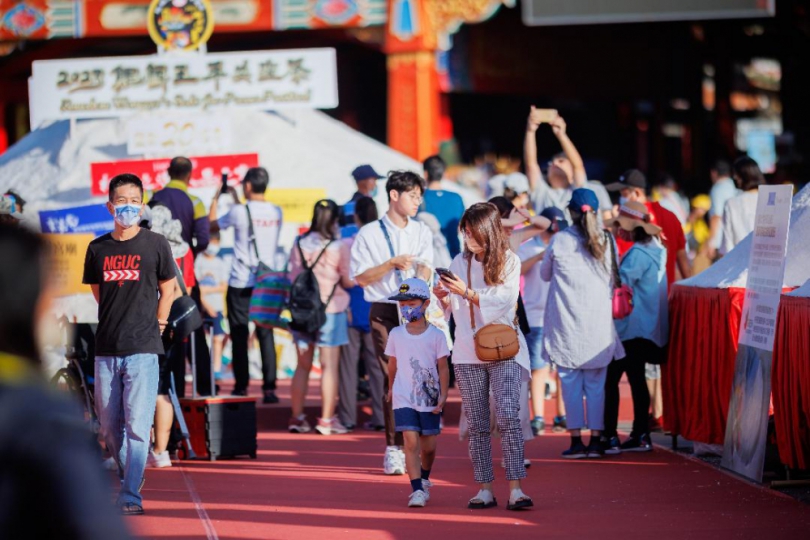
[90,153,259,196]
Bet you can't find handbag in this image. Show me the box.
[607,232,634,320]
[164,260,203,342]
[467,257,521,362]
[245,203,292,329]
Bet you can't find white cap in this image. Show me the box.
[504,172,530,194]
[388,277,430,301]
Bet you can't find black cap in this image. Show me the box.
[605,169,646,192]
[351,165,384,182]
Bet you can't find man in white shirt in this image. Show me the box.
[210,167,283,403]
[707,159,740,259]
[350,171,434,475]
[523,107,613,222]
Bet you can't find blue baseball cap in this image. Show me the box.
[568,188,599,214]
[539,207,568,231]
[352,164,384,182]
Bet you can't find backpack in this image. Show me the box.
[288,236,337,334]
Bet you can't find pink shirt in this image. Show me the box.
[289,232,351,314]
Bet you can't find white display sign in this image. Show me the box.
[126,116,232,155]
[29,48,338,127]
[738,185,793,351]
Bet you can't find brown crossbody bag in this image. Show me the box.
[467,257,520,362]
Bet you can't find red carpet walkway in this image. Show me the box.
[127,385,810,540]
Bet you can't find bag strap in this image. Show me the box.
[173,259,189,297]
[378,220,403,284]
[245,203,261,262]
[606,231,622,289]
[467,256,476,332]
[298,235,334,271]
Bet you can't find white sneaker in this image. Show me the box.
[422,478,433,494]
[408,490,428,507]
[102,457,118,471]
[383,446,405,475]
[146,450,172,468]
[315,417,350,436]
[397,447,407,473]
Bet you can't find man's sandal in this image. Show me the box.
[468,489,497,509]
[120,503,144,516]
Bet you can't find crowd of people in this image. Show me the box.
[0,107,772,523]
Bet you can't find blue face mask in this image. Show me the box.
[619,196,629,207]
[399,302,426,323]
[113,204,142,228]
[370,185,379,199]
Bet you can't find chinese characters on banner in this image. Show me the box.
[90,153,259,196]
[738,185,793,351]
[29,48,338,126]
[125,116,232,155]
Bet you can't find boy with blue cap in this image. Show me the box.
[385,277,450,507]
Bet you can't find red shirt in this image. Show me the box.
[616,201,685,286]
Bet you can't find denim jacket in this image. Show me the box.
[615,239,669,347]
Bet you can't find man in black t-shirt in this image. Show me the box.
[83,174,176,516]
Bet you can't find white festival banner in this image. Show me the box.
[738,184,793,351]
[125,115,232,155]
[29,48,338,126]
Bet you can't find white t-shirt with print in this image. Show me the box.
[384,324,450,412]
[517,236,550,328]
[217,201,282,288]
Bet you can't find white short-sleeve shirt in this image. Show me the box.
[217,201,282,288]
[350,214,434,303]
[385,324,450,412]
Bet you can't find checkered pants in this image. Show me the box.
[455,361,526,483]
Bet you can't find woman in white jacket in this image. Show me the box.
[434,202,532,511]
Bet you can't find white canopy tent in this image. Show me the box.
[0,109,480,322]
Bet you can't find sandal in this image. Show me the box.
[468,489,497,509]
[120,503,144,516]
[506,489,534,511]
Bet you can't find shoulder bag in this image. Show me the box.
[607,231,634,320]
[467,257,521,362]
[245,203,292,329]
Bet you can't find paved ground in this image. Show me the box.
[123,382,810,540]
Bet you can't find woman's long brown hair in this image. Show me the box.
[459,202,510,286]
[570,208,607,263]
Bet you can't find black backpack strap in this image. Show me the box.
[299,235,334,270]
[245,203,261,262]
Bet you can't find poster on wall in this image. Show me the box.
[722,184,792,483]
[90,153,259,196]
[39,204,114,236]
[29,48,338,126]
[44,234,96,296]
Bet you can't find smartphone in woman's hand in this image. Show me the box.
[435,268,457,281]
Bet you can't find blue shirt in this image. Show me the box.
[423,189,465,258]
[615,240,669,347]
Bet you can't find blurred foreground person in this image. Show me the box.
[0,223,130,539]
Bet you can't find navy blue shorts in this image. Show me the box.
[394,407,441,436]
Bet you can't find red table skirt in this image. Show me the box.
[773,295,810,470]
[662,286,745,445]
